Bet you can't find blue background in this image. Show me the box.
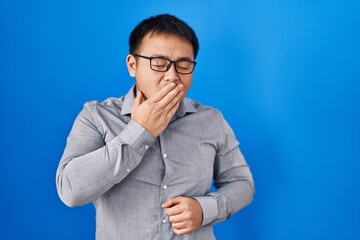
[1,0,359,239]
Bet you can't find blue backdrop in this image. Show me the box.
[1,0,359,239]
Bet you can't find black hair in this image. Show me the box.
[129,14,199,58]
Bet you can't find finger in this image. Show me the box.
[171,220,188,229]
[165,101,180,122]
[156,84,184,109]
[165,204,183,216]
[163,89,183,112]
[161,196,183,208]
[173,227,192,235]
[169,212,185,223]
[161,200,173,208]
[133,89,144,108]
[150,82,177,103]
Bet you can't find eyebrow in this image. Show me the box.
[151,54,194,62]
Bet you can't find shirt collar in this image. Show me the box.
[121,85,197,116]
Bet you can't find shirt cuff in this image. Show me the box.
[193,195,219,226]
[115,120,155,156]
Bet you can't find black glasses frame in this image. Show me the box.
[133,53,197,74]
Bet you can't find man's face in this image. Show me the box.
[126,33,194,100]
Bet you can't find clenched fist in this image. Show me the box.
[162,196,203,235]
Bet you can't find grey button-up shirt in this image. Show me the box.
[56,86,254,240]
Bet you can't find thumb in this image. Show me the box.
[133,89,144,108]
[161,196,182,208]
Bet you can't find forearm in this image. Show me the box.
[195,168,254,226]
[56,120,154,207]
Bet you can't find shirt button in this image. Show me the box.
[163,153,167,158]
[163,185,168,190]
[162,218,167,223]
[126,169,130,173]
[145,145,149,149]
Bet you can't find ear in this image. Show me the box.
[126,54,136,77]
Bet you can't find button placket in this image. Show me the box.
[159,136,171,231]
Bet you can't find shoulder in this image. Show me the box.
[83,97,124,110]
[185,98,239,147]
[73,96,126,133]
[184,98,230,132]
[82,96,124,113]
[77,96,125,122]
[186,98,225,121]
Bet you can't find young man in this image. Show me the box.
[56,14,254,240]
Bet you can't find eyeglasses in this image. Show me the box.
[133,53,197,74]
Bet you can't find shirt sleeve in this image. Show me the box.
[56,102,155,207]
[194,114,255,226]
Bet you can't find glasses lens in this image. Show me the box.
[151,58,170,71]
[176,61,194,74]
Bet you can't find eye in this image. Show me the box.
[177,61,192,69]
[153,64,167,67]
[151,58,168,69]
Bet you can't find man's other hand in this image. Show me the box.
[162,196,203,235]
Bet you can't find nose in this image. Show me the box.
[164,63,180,83]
